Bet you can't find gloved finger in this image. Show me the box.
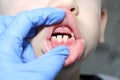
[0,16,14,34]
[15,46,69,80]
[0,16,37,39]
[4,7,65,39]
[22,42,36,63]
[26,28,37,39]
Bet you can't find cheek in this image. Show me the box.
[77,3,101,44]
[81,26,100,59]
[77,12,101,59]
[31,28,48,57]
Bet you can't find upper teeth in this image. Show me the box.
[57,35,63,43]
[63,35,68,42]
[51,33,75,43]
[71,33,74,37]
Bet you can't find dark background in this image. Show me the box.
[81,0,120,78]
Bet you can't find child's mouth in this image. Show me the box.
[51,25,75,46]
[44,7,85,66]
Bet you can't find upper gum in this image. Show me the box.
[52,26,73,35]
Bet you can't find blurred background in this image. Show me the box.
[81,0,120,78]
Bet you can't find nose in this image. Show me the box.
[61,0,79,15]
[48,0,79,15]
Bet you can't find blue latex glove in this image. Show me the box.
[0,8,69,80]
[0,16,39,62]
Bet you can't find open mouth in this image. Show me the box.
[44,7,84,66]
[51,25,75,47]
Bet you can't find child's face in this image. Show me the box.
[0,0,107,67]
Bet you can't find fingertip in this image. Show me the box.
[22,44,36,63]
[42,7,66,25]
[48,45,69,56]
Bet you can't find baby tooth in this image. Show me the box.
[63,35,68,43]
[71,33,74,37]
[51,36,56,41]
[57,35,62,43]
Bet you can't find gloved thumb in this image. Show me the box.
[22,43,36,63]
[16,46,69,80]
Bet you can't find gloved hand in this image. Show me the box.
[0,7,69,80]
[0,16,39,62]
[0,15,40,62]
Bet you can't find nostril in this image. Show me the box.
[70,7,78,15]
[70,8,75,12]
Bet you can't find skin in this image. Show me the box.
[0,0,107,80]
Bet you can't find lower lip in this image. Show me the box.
[44,38,84,66]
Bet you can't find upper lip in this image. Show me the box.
[47,7,81,40]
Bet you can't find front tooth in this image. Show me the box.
[57,35,62,43]
[51,36,56,41]
[71,33,74,37]
[63,35,68,43]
